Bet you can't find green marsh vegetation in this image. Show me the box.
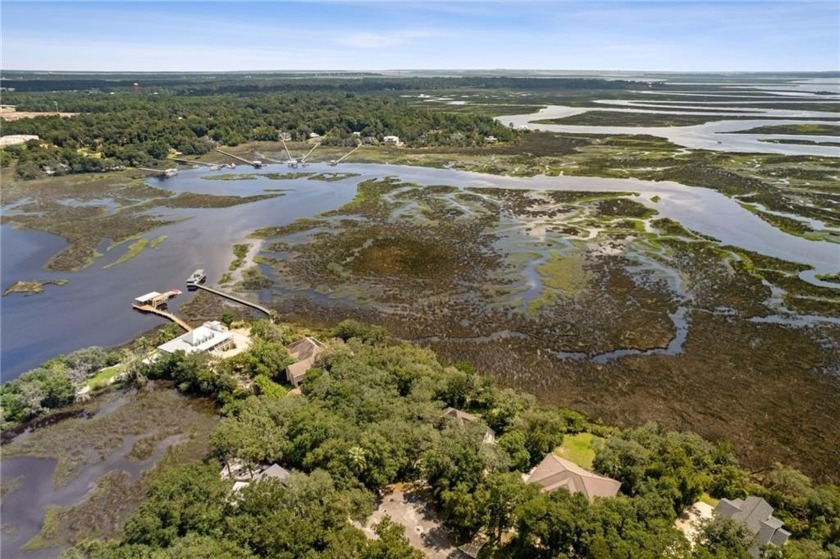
[2,279,68,296]
[102,237,147,269]
[536,111,840,128]
[730,124,840,136]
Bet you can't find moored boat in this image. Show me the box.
[186,268,206,288]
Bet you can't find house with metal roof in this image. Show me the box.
[527,454,621,502]
[157,321,233,355]
[715,496,790,558]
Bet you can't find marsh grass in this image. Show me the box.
[103,238,148,269]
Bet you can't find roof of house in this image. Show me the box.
[157,324,233,355]
[443,407,496,442]
[527,454,621,502]
[287,337,323,361]
[715,496,790,553]
[444,407,480,423]
[256,463,291,484]
[285,337,325,384]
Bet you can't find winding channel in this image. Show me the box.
[2,162,839,379]
[497,105,840,157]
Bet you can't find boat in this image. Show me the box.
[186,269,206,289]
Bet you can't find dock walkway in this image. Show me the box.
[193,284,272,317]
[132,304,193,331]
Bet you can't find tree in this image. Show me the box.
[122,462,230,547]
[512,489,589,559]
[498,430,531,472]
[252,374,287,400]
[348,446,367,475]
[484,473,540,541]
[422,429,487,501]
[518,409,568,467]
[331,319,388,345]
[220,311,235,328]
[227,470,372,557]
[218,340,294,381]
[364,516,424,559]
[694,516,755,559]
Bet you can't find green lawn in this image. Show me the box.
[699,492,720,507]
[555,432,600,469]
[84,363,127,389]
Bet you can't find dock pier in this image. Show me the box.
[193,284,272,317]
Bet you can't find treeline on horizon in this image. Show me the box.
[0,87,517,179]
[1,74,643,93]
[4,320,839,559]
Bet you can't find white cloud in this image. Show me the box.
[338,29,439,48]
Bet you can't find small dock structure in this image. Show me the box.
[133,289,181,309]
[132,289,192,331]
[137,167,178,177]
[216,148,264,169]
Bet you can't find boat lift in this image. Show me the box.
[137,167,178,177]
[274,136,321,168]
[328,141,362,166]
[215,148,264,169]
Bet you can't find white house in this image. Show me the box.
[383,135,400,146]
[157,321,233,355]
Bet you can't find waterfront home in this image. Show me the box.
[157,321,234,355]
[442,407,496,444]
[527,454,621,502]
[715,496,790,557]
[285,337,326,387]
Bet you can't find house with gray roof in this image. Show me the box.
[715,496,790,558]
[443,407,496,444]
[527,454,621,502]
[285,337,325,387]
[256,463,292,485]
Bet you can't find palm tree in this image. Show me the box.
[348,446,367,474]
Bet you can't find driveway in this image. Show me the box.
[361,488,469,559]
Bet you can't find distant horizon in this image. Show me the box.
[2,1,837,73]
[2,69,839,75]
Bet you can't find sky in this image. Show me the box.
[1,1,838,72]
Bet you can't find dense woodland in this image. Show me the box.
[1,73,641,93]
[6,320,837,558]
[1,86,518,178]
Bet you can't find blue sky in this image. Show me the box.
[2,1,838,71]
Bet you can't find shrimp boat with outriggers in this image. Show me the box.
[186,268,207,289]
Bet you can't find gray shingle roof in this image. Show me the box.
[715,496,790,557]
[256,464,291,485]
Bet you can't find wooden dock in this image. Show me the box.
[132,304,193,332]
[193,284,272,317]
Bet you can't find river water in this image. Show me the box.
[498,106,840,156]
[2,163,839,380]
[1,417,189,558]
